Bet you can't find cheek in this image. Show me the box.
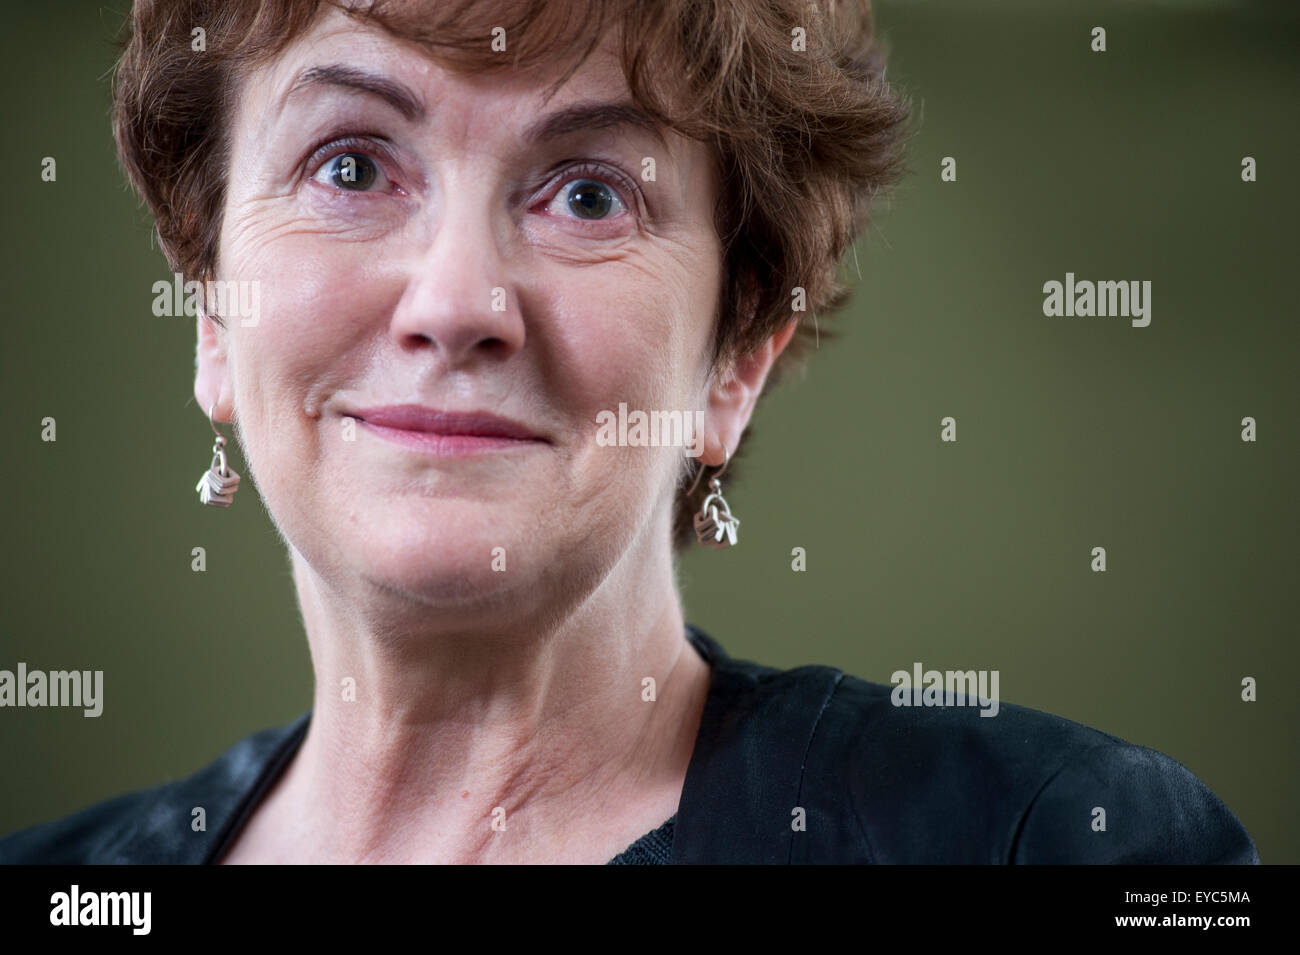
[540,257,705,421]
[533,256,711,523]
[224,237,400,496]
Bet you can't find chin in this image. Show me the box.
[351,517,540,606]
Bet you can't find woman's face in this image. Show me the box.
[196,8,733,615]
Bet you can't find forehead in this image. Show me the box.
[241,5,638,138]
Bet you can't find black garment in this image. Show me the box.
[0,624,1259,864]
[608,816,674,865]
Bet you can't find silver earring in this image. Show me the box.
[689,447,740,548]
[195,403,241,507]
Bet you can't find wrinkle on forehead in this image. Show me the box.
[236,6,662,154]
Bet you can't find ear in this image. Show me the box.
[703,319,799,466]
[194,308,235,423]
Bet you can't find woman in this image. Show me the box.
[0,0,1257,864]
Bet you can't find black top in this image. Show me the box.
[608,816,675,865]
[0,624,1259,864]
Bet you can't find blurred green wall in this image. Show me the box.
[2,0,1295,862]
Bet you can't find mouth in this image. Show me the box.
[349,405,548,456]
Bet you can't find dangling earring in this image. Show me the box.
[195,402,241,507]
[689,446,740,548]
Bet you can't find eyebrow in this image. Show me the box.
[285,64,666,148]
[287,65,426,121]
[523,101,667,150]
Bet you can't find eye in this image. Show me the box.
[561,178,625,220]
[541,163,637,223]
[314,152,389,191]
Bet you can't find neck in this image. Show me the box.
[261,527,710,863]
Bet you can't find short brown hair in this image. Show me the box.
[111,0,912,552]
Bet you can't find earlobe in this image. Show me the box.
[194,308,234,422]
[704,318,799,465]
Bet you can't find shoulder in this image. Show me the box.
[815,672,1258,863]
[680,629,1257,864]
[0,713,309,864]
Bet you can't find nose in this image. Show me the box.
[388,175,525,367]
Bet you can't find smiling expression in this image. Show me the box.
[195,7,728,614]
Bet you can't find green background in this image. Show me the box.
[2,0,1296,862]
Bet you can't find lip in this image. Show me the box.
[350,405,548,456]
